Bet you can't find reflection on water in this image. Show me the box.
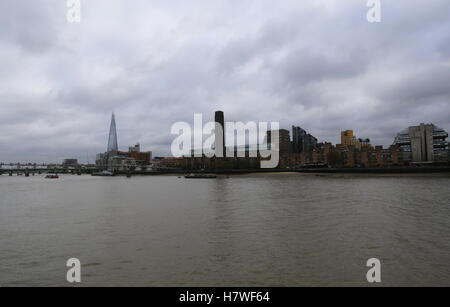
[1,173,450,286]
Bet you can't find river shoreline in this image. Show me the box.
[129,166,450,176]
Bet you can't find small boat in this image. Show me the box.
[92,170,115,177]
[45,174,59,179]
[184,173,217,179]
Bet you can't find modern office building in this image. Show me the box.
[107,113,119,152]
[266,129,292,155]
[96,114,152,170]
[292,126,318,154]
[393,123,449,163]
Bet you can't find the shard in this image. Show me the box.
[107,113,118,152]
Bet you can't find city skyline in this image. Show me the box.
[1,0,450,163]
[1,109,447,166]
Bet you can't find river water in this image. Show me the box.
[1,173,450,286]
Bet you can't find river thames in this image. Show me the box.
[1,173,450,286]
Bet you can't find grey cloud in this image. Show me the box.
[0,0,60,53]
[1,0,450,162]
[276,48,369,87]
[379,65,450,103]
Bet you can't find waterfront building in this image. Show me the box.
[312,142,335,166]
[372,145,404,167]
[340,130,372,150]
[184,111,266,170]
[153,157,184,169]
[96,114,152,171]
[341,130,357,147]
[266,129,292,155]
[393,123,449,163]
[292,126,318,154]
[127,143,152,164]
[62,159,79,168]
[183,144,260,170]
[306,142,404,169]
[129,143,140,153]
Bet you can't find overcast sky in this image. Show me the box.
[1,0,449,163]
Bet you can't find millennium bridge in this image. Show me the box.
[0,163,102,176]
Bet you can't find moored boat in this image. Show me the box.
[92,170,115,177]
[45,174,59,179]
[184,173,217,179]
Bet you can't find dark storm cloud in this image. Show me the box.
[0,0,449,162]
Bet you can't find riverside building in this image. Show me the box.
[393,123,449,163]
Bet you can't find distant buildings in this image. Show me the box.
[62,159,79,168]
[340,130,372,150]
[184,111,262,170]
[292,126,318,154]
[96,113,152,171]
[294,141,403,169]
[153,157,184,169]
[341,130,357,147]
[275,127,402,169]
[301,124,449,168]
[182,118,450,170]
[267,126,318,168]
[183,112,326,169]
[266,129,292,155]
[393,123,449,163]
[107,113,119,152]
[127,143,152,164]
[182,113,445,170]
